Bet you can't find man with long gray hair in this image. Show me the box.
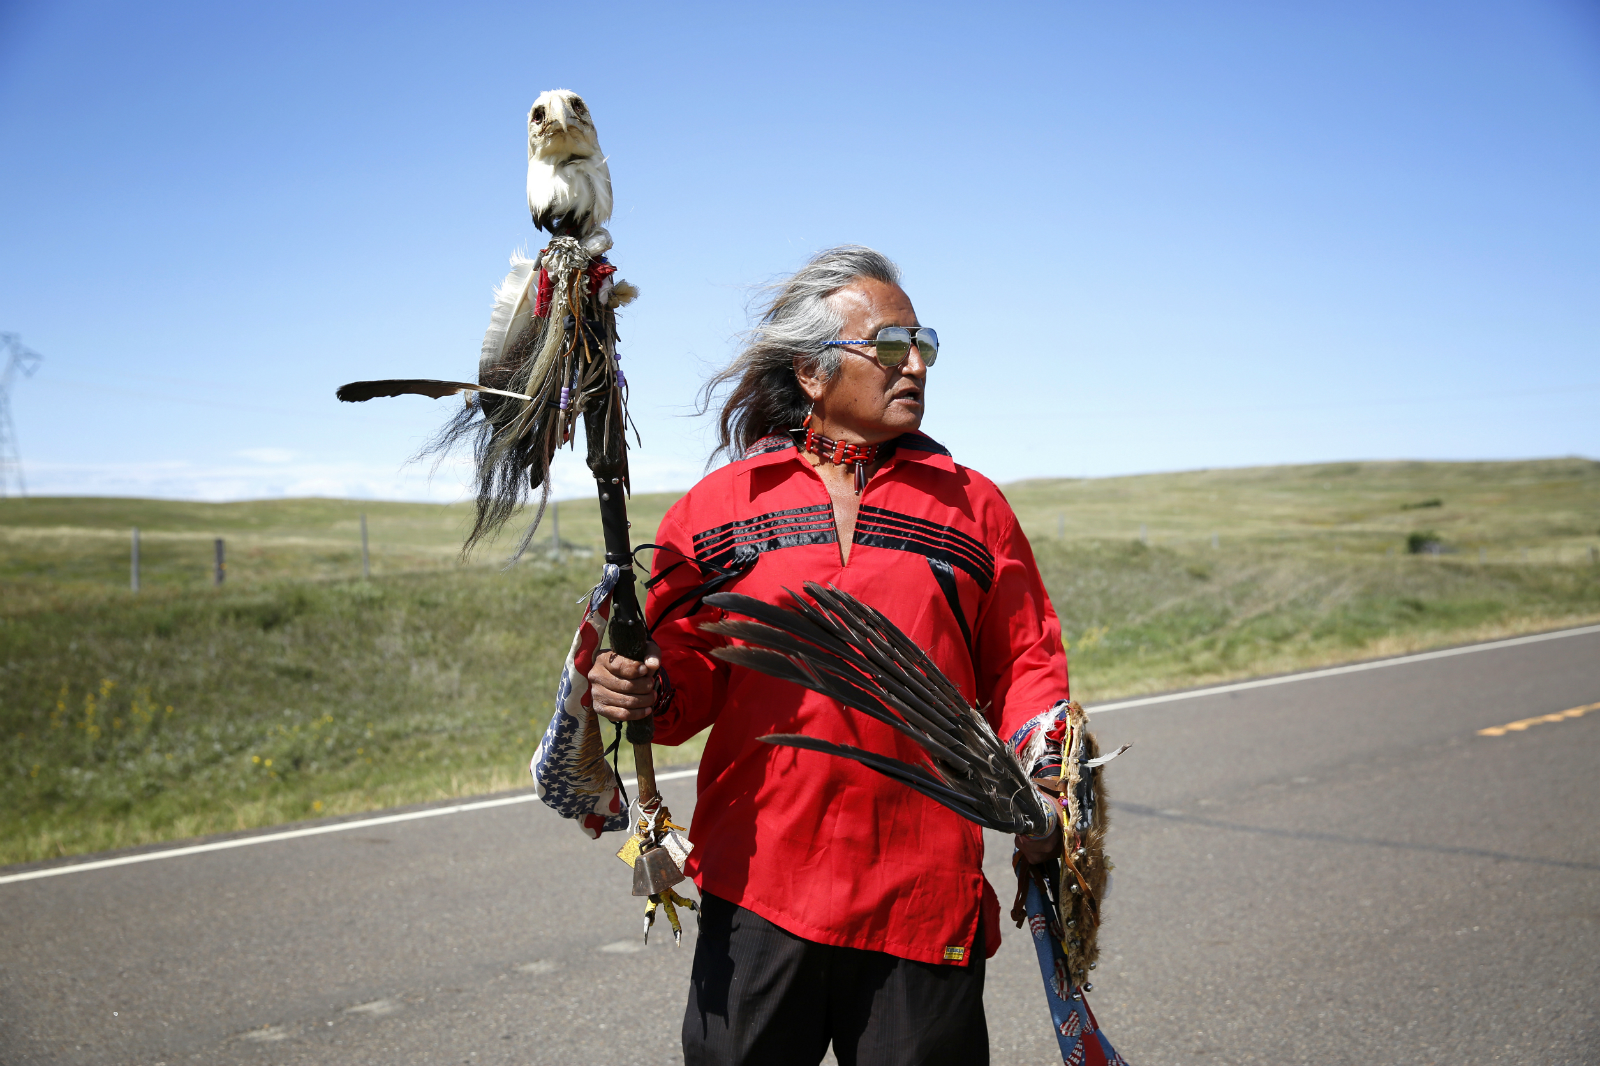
[587,246,1072,1065]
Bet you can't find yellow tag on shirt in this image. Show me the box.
[943,945,967,962]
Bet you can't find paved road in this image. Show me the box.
[3,628,1597,1065]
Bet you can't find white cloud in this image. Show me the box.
[20,447,705,503]
[235,447,297,464]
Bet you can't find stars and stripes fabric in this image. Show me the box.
[530,564,629,838]
[1024,874,1129,1065]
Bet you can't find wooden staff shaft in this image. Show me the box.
[587,393,656,807]
[627,719,658,809]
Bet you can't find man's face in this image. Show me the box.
[800,278,928,443]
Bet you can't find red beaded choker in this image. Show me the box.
[801,422,879,495]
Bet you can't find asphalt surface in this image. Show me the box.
[2,628,1597,1066]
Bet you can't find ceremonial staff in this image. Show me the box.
[336,88,694,940]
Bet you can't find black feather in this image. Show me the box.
[703,617,969,757]
[759,735,999,830]
[335,379,532,403]
[703,584,1053,837]
[710,644,976,773]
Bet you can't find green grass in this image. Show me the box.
[2,457,1598,865]
[0,493,681,606]
[0,563,628,865]
[1034,537,1599,697]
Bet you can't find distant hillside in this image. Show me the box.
[0,492,682,600]
[3,458,1595,597]
[1003,456,1600,559]
[2,458,1597,865]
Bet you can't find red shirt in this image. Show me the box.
[646,432,1070,965]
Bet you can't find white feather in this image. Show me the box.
[479,250,540,378]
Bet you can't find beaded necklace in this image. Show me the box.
[800,421,880,495]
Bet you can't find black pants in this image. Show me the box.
[682,892,988,1066]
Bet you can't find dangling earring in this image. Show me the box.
[801,403,814,431]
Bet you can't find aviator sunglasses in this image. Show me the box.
[821,326,939,368]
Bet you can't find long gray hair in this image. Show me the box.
[702,245,901,460]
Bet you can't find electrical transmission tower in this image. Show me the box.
[0,333,44,498]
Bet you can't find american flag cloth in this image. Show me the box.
[530,564,630,838]
[1024,874,1129,1065]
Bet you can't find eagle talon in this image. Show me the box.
[643,894,659,943]
[641,887,697,946]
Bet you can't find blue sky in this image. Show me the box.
[1,0,1595,502]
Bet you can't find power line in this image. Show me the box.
[0,333,44,497]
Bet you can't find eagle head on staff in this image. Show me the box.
[527,89,613,240]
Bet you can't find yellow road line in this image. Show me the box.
[1477,701,1600,737]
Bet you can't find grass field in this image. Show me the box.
[3,457,1598,865]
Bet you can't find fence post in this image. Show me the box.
[1139,523,1148,545]
[1056,513,1064,539]
[552,501,560,554]
[1211,532,1219,550]
[131,527,140,592]
[360,513,370,579]
[214,538,225,587]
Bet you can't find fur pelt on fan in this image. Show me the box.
[1011,700,1126,992]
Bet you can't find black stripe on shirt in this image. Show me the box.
[694,504,837,568]
[743,434,795,458]
[925,556,975,655]
[853,506,995,590]
[891,432,951,456]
